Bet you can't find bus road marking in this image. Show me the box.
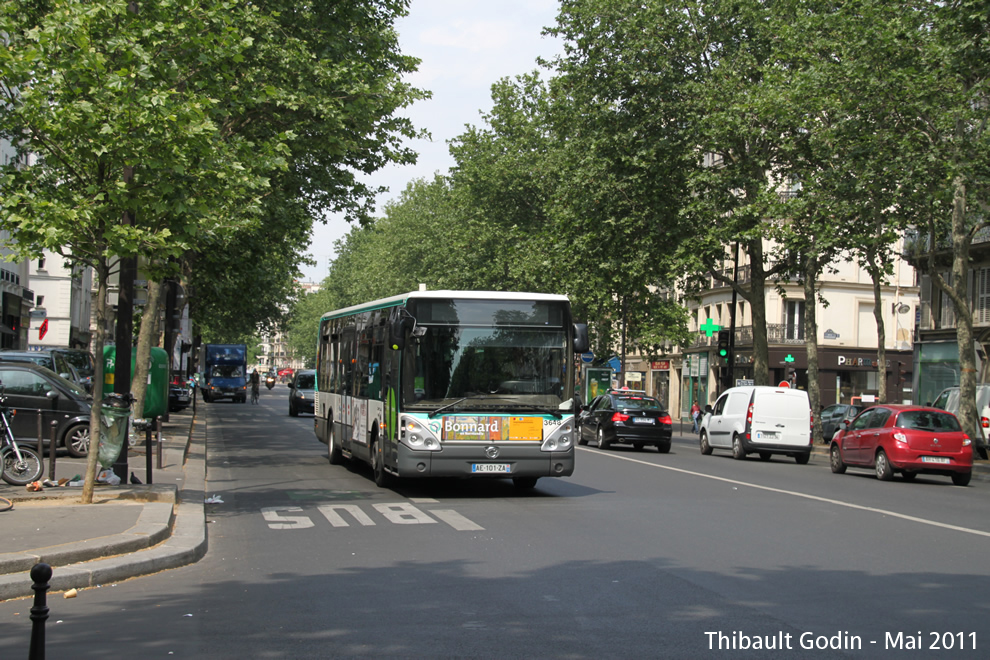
[263,502,484,531]
[318,504,375,527]
[373,502,438,525]
[431,509,485,531]
[261,506,315,530]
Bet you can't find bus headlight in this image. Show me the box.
[400,417,441,452]
[541,421,574,452]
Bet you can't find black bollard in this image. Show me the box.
[145,419,153,484]
[48,420,58,482]
[29,562,52,660]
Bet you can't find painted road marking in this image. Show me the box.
[261,507,314,530]
[373,502,438,525]
[263,502,485,531]
[318,504,375,527]
[431,509,485,531]
[579,447,990,539]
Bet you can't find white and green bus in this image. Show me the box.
[314,290,589,489]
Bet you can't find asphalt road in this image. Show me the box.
[2,386,988,659]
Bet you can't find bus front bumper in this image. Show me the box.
[395,442,574,479]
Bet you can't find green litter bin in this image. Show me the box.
[97,393,133,469]
[102,346,168,417]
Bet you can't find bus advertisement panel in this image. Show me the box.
[313,290,589,489]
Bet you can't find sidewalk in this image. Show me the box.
[0,404,207,601]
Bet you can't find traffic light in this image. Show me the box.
[716,330,730,363]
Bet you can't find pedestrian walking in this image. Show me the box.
[691,401,701,433]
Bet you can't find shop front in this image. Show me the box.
[765,347,913,405]
[650,360,670,410]
[680,353,710,418]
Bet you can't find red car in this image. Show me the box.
[830,405,972,486]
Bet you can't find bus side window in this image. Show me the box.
[369,317,385,399]
[340,323,355,395]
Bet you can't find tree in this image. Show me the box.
[547,0,811,384]
[0,0,425,499]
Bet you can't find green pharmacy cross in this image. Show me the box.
[700,318,721,337]
[784,354,795,363]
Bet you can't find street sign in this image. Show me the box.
[778,380,790,388]
[581,351,594,364]
[38,318,48,340]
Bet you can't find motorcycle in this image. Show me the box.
[265,375,276,390]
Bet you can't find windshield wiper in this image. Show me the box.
[428,396,491,418]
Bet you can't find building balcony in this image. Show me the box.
[688,324,805,350]
[916,300,990,332]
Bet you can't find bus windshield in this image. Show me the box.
[402,324,569,411]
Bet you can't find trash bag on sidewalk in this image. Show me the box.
[97,393,132,469]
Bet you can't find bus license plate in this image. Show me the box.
[922,456,950,464]
[472,463,510,474]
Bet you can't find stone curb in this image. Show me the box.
[0,410,207,601]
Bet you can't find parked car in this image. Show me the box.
[819,403,862,443]
[931,385,990,448]
[699,385,813,463]
[0,361,92,457]
[169,375,191,412]
[578,389,672,452]
[0,349,84,390]
[288,369,315,416]
[50,347,97,392]
[829,404,973,486]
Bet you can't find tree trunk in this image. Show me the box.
[131,279,163,420]
[748,237,771,386]
[949,175,979,449]
[867,248,888,404]
[804,257,822,444]
[81,259,110,504]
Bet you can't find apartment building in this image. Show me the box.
[621,245,918,419]
[0,139,35,349]
[28,250,93,350]
[909,228,990,407]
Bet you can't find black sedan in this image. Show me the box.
[0,361,92,457]
[169,376,192,412]
[820,403,862,442]
[579,389,672,452]
[288,369,315,416]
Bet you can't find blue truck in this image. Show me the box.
[200,344,247,403]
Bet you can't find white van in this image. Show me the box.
[699,386,813,463]
[930,385,990,445]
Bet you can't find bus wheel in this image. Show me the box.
[327,416,342,465]
[372,436,389,488]
[513,477,538,489]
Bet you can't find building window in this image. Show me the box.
[36,295,44,307]
[37,257,46,271]
[785,300,805,340]
[977,267,990,323]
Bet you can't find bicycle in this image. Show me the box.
[0,390,43,486]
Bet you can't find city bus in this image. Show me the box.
[313,289,589,489]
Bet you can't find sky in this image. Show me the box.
[299,0,564,282]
